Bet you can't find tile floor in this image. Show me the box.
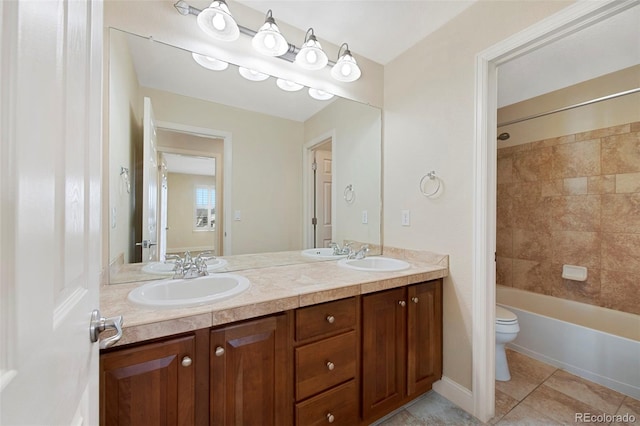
[377,349,640,425]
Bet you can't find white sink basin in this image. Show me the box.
[337,256,410,272]
[128,273,250,308]
[141,258,228,275]
[301,248,347,259]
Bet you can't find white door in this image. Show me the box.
[314,150,333,247]
[159,156,168,261]
[0,0,103,424]
[141,97,159,261]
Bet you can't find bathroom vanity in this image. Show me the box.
[99,251,447,425]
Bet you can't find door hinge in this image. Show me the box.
[312,217,317,226]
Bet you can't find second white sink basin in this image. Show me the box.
[301,248,347,259]
[338,256,410,272]
[128,273,250,308]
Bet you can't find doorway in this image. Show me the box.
[310,139,333,248]
[473,1,635,421]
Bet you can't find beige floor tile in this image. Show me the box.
[376,409,425,426]
[495,350,556,401]
[544,369,627,415]
[406,391,481,425]
[489,390,520,424]
[612,396,640,426]
[522,384,608,425]
[496,402,561,425]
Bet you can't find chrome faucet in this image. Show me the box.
[330,242,353,256]
[348,244,369,260]
[167,251,214,279]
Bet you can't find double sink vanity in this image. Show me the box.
[100,248,448,425]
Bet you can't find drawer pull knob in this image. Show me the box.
[181,356,192,367]
[326,361,335,371]
[326,413,335,423]
[412,297,419,304]
[326,315,335,324]
[214,346,225,357]
[398,300,406,307]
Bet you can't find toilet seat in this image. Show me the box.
[496,306,518,324]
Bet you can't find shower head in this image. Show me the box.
[497,132,510,141]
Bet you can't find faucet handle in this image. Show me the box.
[165,254,180,262]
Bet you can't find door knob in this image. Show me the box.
[181,356,192,367]
[412,297,419,304]
[398,300,406,307]
[215,346,225,357]
[326,315,335,324]
[135,239,157,248]
[89,309,123,349]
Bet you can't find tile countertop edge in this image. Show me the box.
[101,253,448,348]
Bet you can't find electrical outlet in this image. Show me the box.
[362,210,368,224]
[401,210,411,226]
[234,210,241,221]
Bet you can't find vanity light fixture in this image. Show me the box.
[175,1,362,82]
[308,88,334,101]
[295,28,328,71]
[192,52,229,71]
[238,66,269,81]
[331,43,361,82]
[252,10,289,56]
[196,0,239,41]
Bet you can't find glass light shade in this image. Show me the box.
[238,67,269,82]
[252,20,288,56]
[308,88,334,100]
[197,1,239,41]
[192,52,229,71]
[295,37,328,70]
[331,51,361,82]
[276,79,304,92]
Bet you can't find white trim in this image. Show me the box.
[302,130,336,248]
[432,377,474,416]
[472,0,637,421]
[154,120,234,255]
[52,287,88,330]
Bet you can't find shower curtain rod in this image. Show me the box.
[497,87,640,127]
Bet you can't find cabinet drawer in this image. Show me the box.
[296,331,356,400]
[295,380,358,426]
[296,297,356,341]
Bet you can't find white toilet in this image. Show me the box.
[495,305,519,381]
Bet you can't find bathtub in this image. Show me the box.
[496,286,640,399]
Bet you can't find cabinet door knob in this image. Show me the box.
[412,297,419,304]
[326,413,335,423]
[398,300,406,307]
[214,346,225,357]
[181,356,192,367]
[326,315,335,324]
[326,361,335,371]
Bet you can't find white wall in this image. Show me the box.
[108,30,142,264]
[141,86,305,255]
[383,0,573,390]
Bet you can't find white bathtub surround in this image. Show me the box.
[497,286,640,399]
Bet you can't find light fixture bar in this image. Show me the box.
[174,1,337,66]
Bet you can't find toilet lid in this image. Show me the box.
[496,305,518,323]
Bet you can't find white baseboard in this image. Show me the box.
[432,376,474,416]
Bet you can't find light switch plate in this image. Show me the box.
[362,210,368,224]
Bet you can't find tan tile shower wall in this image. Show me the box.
[496,121,640,315]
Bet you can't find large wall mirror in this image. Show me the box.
[108,28,382,283]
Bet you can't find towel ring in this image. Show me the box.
[419,171,441,197]
[344,184,355,203]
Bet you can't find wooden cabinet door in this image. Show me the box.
[407,280,443,396]
[361,288,407,421]
[210,314,291,426]
[100,335,196,426]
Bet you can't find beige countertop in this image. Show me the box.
[100,247,448,348]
